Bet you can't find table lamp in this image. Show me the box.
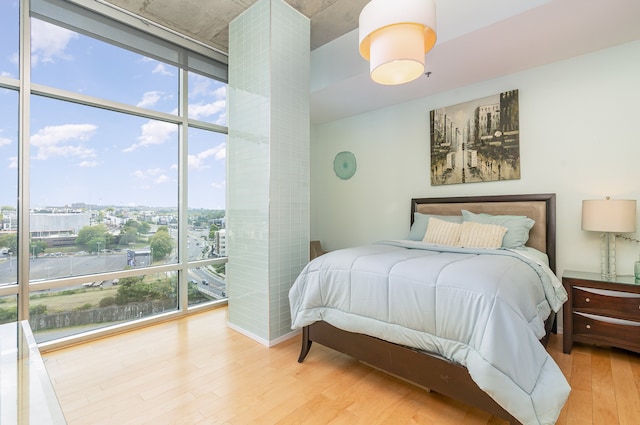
[582,197,636,279]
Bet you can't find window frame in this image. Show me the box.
[5,0,228,349]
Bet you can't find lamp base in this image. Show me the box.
[600,232,617,280]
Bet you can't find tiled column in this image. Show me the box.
[227,0,310,345]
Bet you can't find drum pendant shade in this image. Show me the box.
[359,0,437,85]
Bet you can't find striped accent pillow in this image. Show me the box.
[459,221,507,249]
[423,217,462,246]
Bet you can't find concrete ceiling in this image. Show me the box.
[104,0,640,124]
[104,0,370,52]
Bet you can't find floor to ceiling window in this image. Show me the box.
[0,0,228,345]
[0,0,20,323]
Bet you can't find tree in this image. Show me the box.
[114,275,145,305]
[118,229,138,246]
[125,219,140,230]
[213,263,226,275]
[138,221,151,235]
[0,233,17,253]
[115,275,175,305]
[188,280,212,303]
[30,240,47,257]
[76,224,109,252]
[149,226,173,261]
[124,220,149,236]
[209,223,220,240]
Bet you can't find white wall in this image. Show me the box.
[311,40,640,278]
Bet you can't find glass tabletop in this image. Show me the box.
[563,269,640,287]
[0,321,67,425]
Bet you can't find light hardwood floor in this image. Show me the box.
[44,307,640,425]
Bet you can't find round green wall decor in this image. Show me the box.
[333,151,357,180]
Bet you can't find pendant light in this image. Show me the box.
[359,0,437,85]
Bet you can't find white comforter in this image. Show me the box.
[289,240,570,425]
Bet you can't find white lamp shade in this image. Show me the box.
[359,0,437,85]
[582,199,637,233]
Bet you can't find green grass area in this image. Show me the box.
[30,287,118,313]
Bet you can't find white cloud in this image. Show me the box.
[137,91,163,108]
[9,52,18,67]
[190,76,226,100]
[188,144,226,169]
[189,74,211,98]
[132,168,171,185]
[123,120,177,152]
[211,179,225,189]
[212,85,226,99]
[31,124,97,160]
[154,174,170,184]
[30,19,78,66]
[0,132,11,147]
[188,99,226,120]
[78,160,98,167]
[214,111,227,126]
[187,79,226,121]
[1,126,16,170]
[152,63,173,77]
[146,168,163,176]
[133,168,162,179]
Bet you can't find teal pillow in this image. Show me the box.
[407,213,463,241]
[461,210,535,249]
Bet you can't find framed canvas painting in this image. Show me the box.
[429,90,520,186]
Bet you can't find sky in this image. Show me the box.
[0,2,227,211]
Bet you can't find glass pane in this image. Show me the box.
[0,1,18,78]
[187,127,226,304]
[30,271,178,342]
[187,127,226,260]
[0,89,18,287]
[186,267,223,306]
[188,72,227,125]
[30,18,178,115]
[0,295,17,324]
[30,95,178,280]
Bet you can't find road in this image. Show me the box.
[0,252,226,298]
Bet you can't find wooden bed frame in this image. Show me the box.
[296,193,557,425]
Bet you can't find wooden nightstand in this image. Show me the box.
[562,270,640,354]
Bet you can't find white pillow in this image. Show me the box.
[459,221,507,249]
[423,217,462,246]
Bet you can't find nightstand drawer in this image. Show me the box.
[573,286,640,319]
[573,312,640,351]
[563,271,640,354]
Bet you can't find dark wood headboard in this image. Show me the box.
[410,193,556,272]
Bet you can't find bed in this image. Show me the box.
[289,193,570,425]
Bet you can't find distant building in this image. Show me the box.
[213,229,226,257]
[1,209,17,232]
[30,212,90,237]
[29,211,91,247]
[104,214,127,227]
[127,249,151,267]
